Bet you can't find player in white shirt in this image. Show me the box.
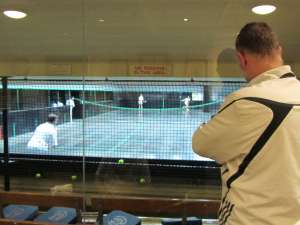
[138,94,145,110]
[182,96,191,111]
[27,114,58,151]
[66,97,75,123]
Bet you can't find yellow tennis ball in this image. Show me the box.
[139,178,145,184]
[117,159,124,164]
[35,173,41,178]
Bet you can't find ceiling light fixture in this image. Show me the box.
[183,18,190,22]
[98,19,105,22]
[3,10,27,19]
[252,5,276,15]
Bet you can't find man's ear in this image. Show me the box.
[236,51,247,70]
[277,45,282,55]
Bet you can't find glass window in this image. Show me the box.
[0,1,299,224]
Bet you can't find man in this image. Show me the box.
[66,96,75,123]
[27,114,58,151]
[182,96,191,112]
[192,22,300,225]
[138,94,145,110]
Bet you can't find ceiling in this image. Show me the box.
[0,0,299,62]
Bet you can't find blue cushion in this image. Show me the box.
[3,204,39,221]
[34,207,77,224]
[104,210,141,225]
[162,217,202,225]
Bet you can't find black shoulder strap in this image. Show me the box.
[280,72,300,81]
[280,72,296,79]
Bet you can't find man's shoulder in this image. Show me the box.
[40,122,55,129]
[37,122,48,127]
[228,79,277,100]
[224,86,255,102]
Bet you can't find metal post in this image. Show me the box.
[16,89,20,110]
[48,90,51,106]
[203,85,211,113]
[2,77,10,191]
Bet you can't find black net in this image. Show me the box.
[0,78,245,163]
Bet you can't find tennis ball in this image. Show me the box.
[117,159,124,164]
[35,173,41,178]
[71,175,77,180]
[139,177,145,184]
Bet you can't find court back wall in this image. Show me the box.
[0,60,239,77]
[0,59,298,78]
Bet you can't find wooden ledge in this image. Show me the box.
[91,196,220,218]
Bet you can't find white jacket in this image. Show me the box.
[27,122,58,151]
[192,65,300,225]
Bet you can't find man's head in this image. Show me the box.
[47,113,58,124]
[235,22,283,81]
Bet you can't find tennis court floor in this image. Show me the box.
[4,109,213,161]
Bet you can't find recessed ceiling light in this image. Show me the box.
[252,5,276,15]
[98,19,105,22]
[183,18,190,22]
[3,10,27,19]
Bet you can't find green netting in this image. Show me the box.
[76,98,223,111]
[1,79,245,163]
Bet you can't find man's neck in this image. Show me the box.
[247,55,283,81]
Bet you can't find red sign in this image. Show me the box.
[131,65,169,75]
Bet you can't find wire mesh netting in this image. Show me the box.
[0,79,245,162]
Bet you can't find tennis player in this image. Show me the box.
[66,96,75,123]
[27,114,58,151]
[182,96,191,111]
[138,94,145,110]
